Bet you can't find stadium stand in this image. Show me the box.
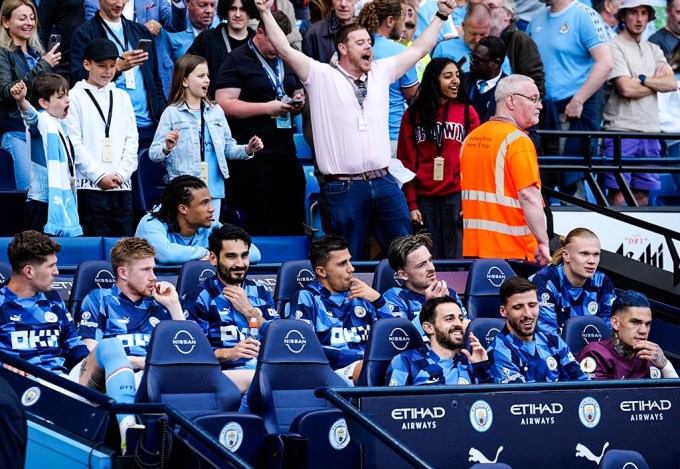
[464,258,517,319]
[561,315,608,355]
[175,260,217,299]
[355,318,424,386]
[132,149,167,215]
[274,259,314,316]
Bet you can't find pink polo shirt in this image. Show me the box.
[303,57,396,175]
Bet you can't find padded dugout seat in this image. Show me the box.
[561,315,608,355]
[68,260,115,317]
[464,259,516,319]
[175,260,216,299]
[273,260,314,316]
[371,259,403,293]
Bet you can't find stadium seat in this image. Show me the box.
[0,148,16,190]
[303,165,320,233]
[561,316,608,355]
[252,236,309,263]
[273,260,314,316]
[355,318,425,386]
[599,449,650,469]
[294,133,312,161]
[247,320,361,467]
[53,237,106,268]
[466,318,505,350]
[0,261,11,284]
[132,148,167,213]
[464,259,516,319]
[175,260,216,299]
[371,259,403,293]
[649,174,680,206]
[136,321,278,466]
[69,260,115,317]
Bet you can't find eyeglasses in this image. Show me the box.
[512,93,542,105]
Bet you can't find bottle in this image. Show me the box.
[245,317,260,369]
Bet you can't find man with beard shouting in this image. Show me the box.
[385,296,492,386]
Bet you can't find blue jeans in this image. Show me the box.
[1,131,30,191]
[321,173,412,259]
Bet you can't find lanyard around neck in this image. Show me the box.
[248,39,285,98]
[57,132,75,178]
[98,16,129,52]
[331,62,368,111]
[84,89,114,138]
[434,100,451,157]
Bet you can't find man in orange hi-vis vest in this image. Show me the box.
[460,74,550,265]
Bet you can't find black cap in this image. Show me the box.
[84,38,120,62]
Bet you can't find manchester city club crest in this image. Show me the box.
[559,22,569,34]
[578,396,601,429]
[587,301,598,315]
[470,400,493,432]
[329,418,351,450]
[219,422,244,452]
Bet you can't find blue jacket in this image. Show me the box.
[149,100,251,180]
[70,14,167,123]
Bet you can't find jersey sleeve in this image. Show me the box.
[77,291,106,341]
[383,288,409,319]
[531,273,560,335]
[470,360,494,384]
[556,335,589,381]
[488,341,526,384]
[385,353,412,386]
[598,275,616,332]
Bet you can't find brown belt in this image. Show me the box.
[323,167,389,182]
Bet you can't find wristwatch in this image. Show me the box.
[435,11,449,21]
[639,74,647,86]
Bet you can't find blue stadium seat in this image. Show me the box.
[599,449,649,469]
[252,236,309,263]
[53,237,106,268]
[371,259,403,293]
[464,259,516,319]
[355,318,424,386]
[466,318,505,350]
[273,260,314,316]
[649,173,680,206]
[132,148,167,213]
[176,260,216,299]
[136,321,277,465]
[294,133,312,161]
[247,320,360,467]
[0,148,16,190]
[561,315,608,355]
[0,261,11,284]
[69,260,115,317]
[303,165,320,233]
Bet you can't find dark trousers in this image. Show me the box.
[24,200,48,232]
[78,190,133,236]
[417,192,462,259]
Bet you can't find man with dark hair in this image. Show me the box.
[215,11,306,236]
[488,276,587,383]
[461,35,507,123]
[254,0,457,259]
[182,224,278,375]
[383,233,466,334]
[385,296,492,385]
[576,290,679,380]
[0,231,139,452]
[134,175,262,265]
[649,0,680,58]
[289,234,394,383]
[188,0,258,97]
[303,0,357,62]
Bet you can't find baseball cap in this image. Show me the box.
[84,38,120,62]
[616,0,656,21]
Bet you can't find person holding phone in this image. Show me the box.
[70,0,167,147]
[0,0,61,191]
[38,0,86,83]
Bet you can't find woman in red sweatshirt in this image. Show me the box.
[397,57,480,259]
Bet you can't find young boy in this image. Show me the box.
[63,38,139,236]
[10,75,82,237]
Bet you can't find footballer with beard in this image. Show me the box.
[386,295,492,386]
[181,224,278,380]
[487,277,587,384]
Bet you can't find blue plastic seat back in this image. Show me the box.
[0,261,11,285]
[464,259,516,319]
[176,260,216,299]
[598,449,650,469]
[68,260,115,317]
[290,409,361,469]
[136,320,241,413]
[248,320,347,434]
[274,260,315,316]
[561,315,608,355]
[371,259,403,293]
[466,318,506,351]
[355,318,425,386]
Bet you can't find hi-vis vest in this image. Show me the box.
[460,120,541,261]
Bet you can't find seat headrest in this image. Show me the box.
[562,315,607,353]
[365,318,424,361]
[372,259,403,292]
[73,261,116,292]
[465,259,516,296]
[274,260,315,297]
[466,318,506,350]
[260,320,328,364]
[145,321,218,366]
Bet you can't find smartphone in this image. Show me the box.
[288,99,304,106]
[135,39,152,53]
[47,33,61,51]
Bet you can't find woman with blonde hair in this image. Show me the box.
[0,0,61,190]
[530,227,616,335]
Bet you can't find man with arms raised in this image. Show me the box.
[386,296,492,385]
[383,233,467,334]
[576,291,678,380]
[289,235,394,384]
[488,276,587,383]
[182,224,278,386]
[253,0,456,259]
